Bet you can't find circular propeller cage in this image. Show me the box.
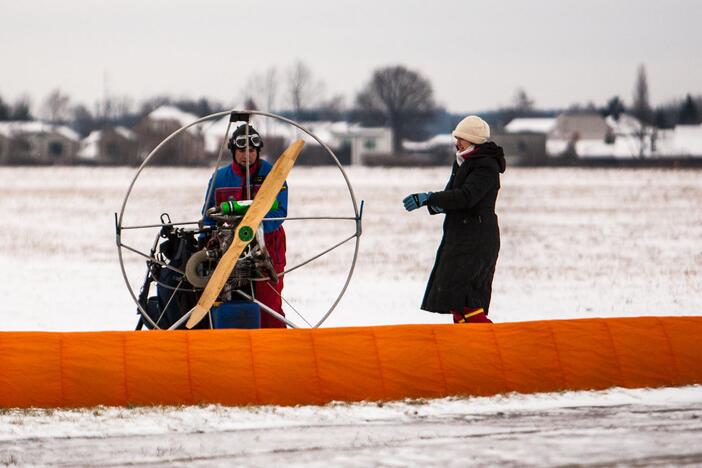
[115,110,363,330]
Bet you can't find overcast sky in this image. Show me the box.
[2,0,701,114]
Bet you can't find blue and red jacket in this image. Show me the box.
[201,158,289,328]
[202,159,288,234]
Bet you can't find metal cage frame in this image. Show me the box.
[115,109,363,329]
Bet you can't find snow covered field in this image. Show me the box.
[1,387,701,466]
[2,166,701,329]
[1,165,701,465]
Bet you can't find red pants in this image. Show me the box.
[255,228,287,328]
[452,307,493,324]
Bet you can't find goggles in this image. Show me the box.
[232,134,262,149]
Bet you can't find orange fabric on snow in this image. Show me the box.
[0,317,700,408]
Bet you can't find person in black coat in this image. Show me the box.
[403,115,506,324]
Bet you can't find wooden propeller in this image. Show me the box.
[185,139,304,329]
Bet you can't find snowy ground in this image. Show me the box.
[2,166,701,330]
[1,166,701,465]
[1,387,701,466]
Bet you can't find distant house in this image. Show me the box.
[401,134,454,166]
[0,121,80,164]
[543,113,695,160]
[398,117,553,167]
[547,112,616,159]
[340,125,393,166]
[203,116,392,166]
[500,117,556,165]
[133,105,206,165]
[274,120,392,166]
[549,112,610,141]
[77,127,139,165]
[403,134,454,153]
[504,118,556,134]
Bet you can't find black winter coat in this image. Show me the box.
[421,142,506,315]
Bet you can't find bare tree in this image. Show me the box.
[71,104,97,137]
[499,87,536,127]
[0,93,32,121]
[286,61,324,118]
[355,65,436,153]
[42,89,71,124]
[11,94,33,121]
[317,94,346,121]
[138,96,172,117]
[244,97,258,111]
[244,66,279,113]
[604,96,625,120]
[170,97,223,117]
[678,94,701,125]
[96,94,134,124]
[0,95,9,120]
[632,65,653,125]
[513,88,535,114]
[632,64,654,157]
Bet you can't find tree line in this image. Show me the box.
[1,62,439,153]
[1,62,700,152]
[499,65,702,130]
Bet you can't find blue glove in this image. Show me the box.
[403,192,432,211]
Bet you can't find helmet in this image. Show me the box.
[227,124,264,152]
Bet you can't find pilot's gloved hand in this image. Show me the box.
[402,192,432,211]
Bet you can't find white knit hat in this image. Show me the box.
[452,115,490,144]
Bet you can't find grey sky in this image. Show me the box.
[2,0,701,114]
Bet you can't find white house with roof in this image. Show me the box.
[77,126,138,165]
[203,115,392,165]
[504,117,557,134]
[544,112,702,159]
[399,116,558,167]
[294,121,392,165]
[0,121,80,164]
[322,123,392,166]
[499,117,554,164]
[134,105,206,165]
[403,134,454,153]
[144,105,202,132]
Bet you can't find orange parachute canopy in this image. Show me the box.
[1,317,700,408]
